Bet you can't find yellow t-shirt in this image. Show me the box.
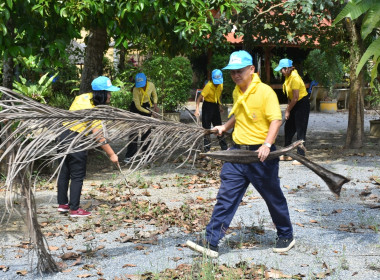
[231,74,282,145]
[202,81,223,104]
[132,81,158,114]
[283,69,307,101]
[64,93,102,133]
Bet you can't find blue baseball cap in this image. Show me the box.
[222,50,253,70]
[211,69,223,85]
[135,73,147,88]
[91,76,120,91]
[274,59,293,71]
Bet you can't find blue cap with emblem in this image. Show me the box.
[91,76,120,91]
[211,69,223,85]
[274,59,293,71]
[135,73,147,88]
[222,50,253,70]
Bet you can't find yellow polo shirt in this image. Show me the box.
[232,74,282,145]
[202,81,223,104]
[132,81,158,114]
[283,69,307,100]
[64,93,102,133]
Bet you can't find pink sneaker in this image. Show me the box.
[70,208,91,217]
[58,204,69,212]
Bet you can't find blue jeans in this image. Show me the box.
[205,145,293,246]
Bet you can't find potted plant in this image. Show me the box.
[142,56,192,121]
[304,49,345,113]
[368,78,380,137]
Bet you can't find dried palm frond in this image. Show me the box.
[0,87,207,190]
[0,86,207,273]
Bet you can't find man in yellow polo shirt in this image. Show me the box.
[186,50,294,258]
[57,76,119,217]
[194,69,228,152]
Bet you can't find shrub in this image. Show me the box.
[142,56,192,112]
[109,86,134,111]
[304,49,345,98]
[48,92,73,110]
[51,58,81,96]
[110,66,139,110]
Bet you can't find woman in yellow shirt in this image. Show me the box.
[275,59,310,164]
[194,69,228,152]
[58,76,119,217]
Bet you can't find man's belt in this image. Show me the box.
[233,143,260,151]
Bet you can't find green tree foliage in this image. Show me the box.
[333,0,380,85]
[0,0,78,65]
[142,56,193,112]
[232,0,343,50]
[0,0,79,89]
[57,0,240,93]
[1,0,240,91]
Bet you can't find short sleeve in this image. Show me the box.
[290,77,302,91]
[201,83,212,98]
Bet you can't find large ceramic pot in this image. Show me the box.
[370,119,380,137]
[163,112,181,122]
[221,105,232,122]
[320,100,338,113]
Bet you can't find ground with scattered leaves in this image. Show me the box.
[1,110,380,280]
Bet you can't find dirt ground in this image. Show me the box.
[0,110,380,279]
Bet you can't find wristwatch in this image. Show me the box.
[263,142,271,148]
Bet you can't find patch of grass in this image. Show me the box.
[151,258,292,280]
[368,262,380,272]
[356,210,380,233]
[339,245,349,271]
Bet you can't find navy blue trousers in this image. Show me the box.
[205,145,293,247]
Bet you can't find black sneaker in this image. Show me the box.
[186,239,219,258]
[273,236,295,253]
[123,157,131,164]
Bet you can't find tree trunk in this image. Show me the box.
[207,48,213,81]
[118,44,126,72]
[2,18,14,89]
[1,19,15,174]
[264,46,273,84]
[1,55,14,174]
[79,28,108,93]
[2,56,14,89]
[344,18,365,149]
